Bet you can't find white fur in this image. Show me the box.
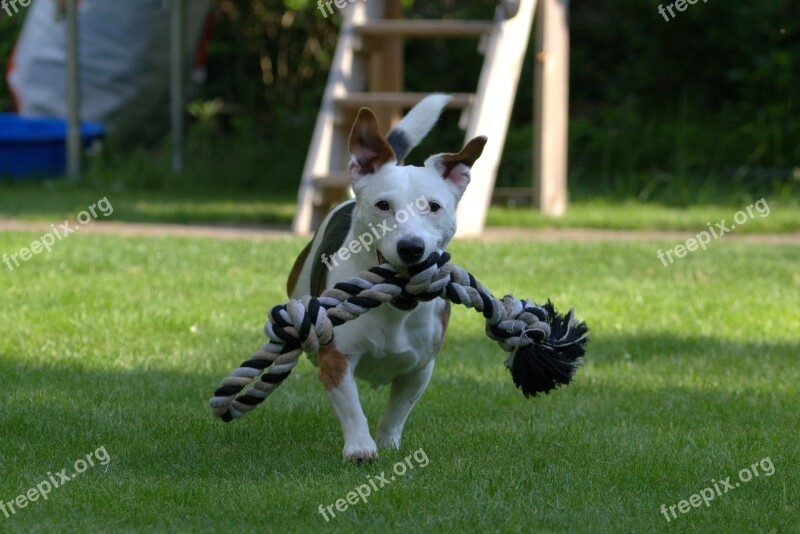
[349,164,464,272]
[389,94,452,148]
[291,95,481,461]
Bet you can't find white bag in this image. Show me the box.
[7,0,213,143]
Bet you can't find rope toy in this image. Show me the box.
[209,250,589,421]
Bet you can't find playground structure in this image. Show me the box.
[5,0,212,178]
[292,0,570,237]
[5,0,568,236]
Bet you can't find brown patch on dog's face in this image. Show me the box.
[317,344,349,390]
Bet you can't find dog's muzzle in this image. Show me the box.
[377,248,419,311]
[396,237,425,264]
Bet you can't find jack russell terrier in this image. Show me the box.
[287,94,486,461]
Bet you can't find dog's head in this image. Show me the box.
[347,107,487,273]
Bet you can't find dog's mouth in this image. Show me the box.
[376,248,408,272]
[376,249,418,311]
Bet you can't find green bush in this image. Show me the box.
[1,1,797,203]
[0,12,23,111]
[560,0,799,203]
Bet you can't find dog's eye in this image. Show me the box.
[429,202,441,213]
[375,200,390,211]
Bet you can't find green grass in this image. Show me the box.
[488,198,800,233]
[1,230,798,532]
[0,182,297,225]
[2,182,800,232]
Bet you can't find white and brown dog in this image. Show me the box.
[287,95,486,461]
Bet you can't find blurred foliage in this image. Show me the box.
[1,0,798,204]
[0,12,24,111]
[563,0,800,203]
[206,0,339,124]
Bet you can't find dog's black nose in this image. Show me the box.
[397,237,425,263]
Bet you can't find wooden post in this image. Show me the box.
[291,2,374,234]
[368,0,403,131]
[532,0,569,215]
[170,0,185,174]
[455,1,537,237]
[65,0,81,181]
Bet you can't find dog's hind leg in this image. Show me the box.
[376,359,435,449]
[318,344,377,462]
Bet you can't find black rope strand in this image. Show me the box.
[209,251,589,421]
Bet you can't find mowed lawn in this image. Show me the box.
[0,230,798,532]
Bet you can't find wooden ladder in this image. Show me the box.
[291,0,538,237]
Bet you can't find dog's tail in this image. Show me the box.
[387,94,452,161]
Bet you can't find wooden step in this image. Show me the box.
[312,171,351,188]
[491,187,533,206]
[354,20,492,39]
[335,92,474,110]
[310,172,352,209]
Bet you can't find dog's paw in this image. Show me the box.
[376,433,401,450]
[343,437,378,462]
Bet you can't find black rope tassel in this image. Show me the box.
[504,301,589,397]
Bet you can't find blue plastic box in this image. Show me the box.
[0,113,105,179]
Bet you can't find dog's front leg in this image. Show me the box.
[376,359,435,449]
[318,344,377,462]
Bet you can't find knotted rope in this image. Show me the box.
[209,251,589,422]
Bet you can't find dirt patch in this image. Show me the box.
[2,219,799,244]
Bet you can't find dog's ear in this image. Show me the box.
[425,136,487,195]
[348,108,397,182]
